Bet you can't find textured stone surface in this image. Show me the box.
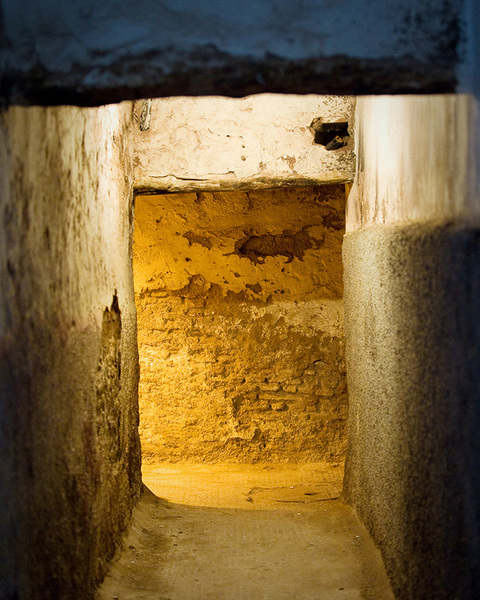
[0,103,142,599]
[0,0,467,105]
[343,223,480,600]
[134,95,355,193]
[134,185,347,463]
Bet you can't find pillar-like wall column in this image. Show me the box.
[343,95,480,599]
[0,103,142,599]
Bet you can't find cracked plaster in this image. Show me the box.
[134,95,355,193]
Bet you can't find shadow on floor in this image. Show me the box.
[97,464,395,600]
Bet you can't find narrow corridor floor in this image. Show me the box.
[97,463,395,600]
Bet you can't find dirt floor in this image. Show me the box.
[97,463,395,600]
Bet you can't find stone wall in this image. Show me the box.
[0,103,142,599]
[343,95,480,599]
[343,224,480,599]
[134,185,347,463]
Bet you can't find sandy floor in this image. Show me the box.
[97,463,395,600]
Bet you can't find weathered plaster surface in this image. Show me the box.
[134,95,355,193]
[134,186,347,463]
[0,0,465,104]
[346,94,480,232]
[343,93,480,598]
[0,103,142,598]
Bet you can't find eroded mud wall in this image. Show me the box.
[134,185,347,463]
[0,104,142,599]
[343,95,480,599]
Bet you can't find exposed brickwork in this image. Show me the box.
[134,186,347,463]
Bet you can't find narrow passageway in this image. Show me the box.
[111,156,397,599]
[98,464,394,600]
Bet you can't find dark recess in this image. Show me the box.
[1,50,457,107]
[309,119,350,150]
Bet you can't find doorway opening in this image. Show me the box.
[99,181,398,600]
[129,94,355,506]
[133,183,348,504]
[98,94,398,598]
[130,94,354,505]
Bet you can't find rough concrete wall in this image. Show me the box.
[134,185,347,463]
[0,103,142,599]
[0,0,466,104]
[343,94,480,599]
[134,95,355,193]
[343,224,480,599]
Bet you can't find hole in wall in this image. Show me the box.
[309,119,350,150]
